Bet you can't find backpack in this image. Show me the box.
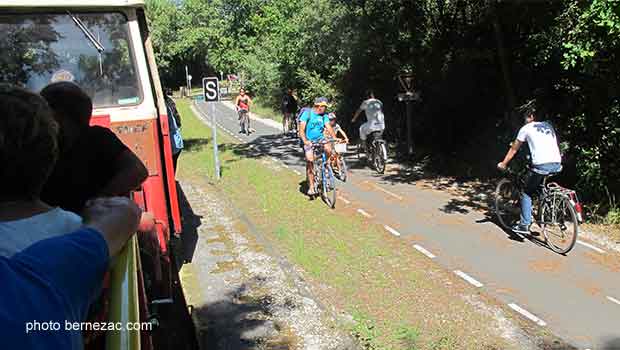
[296,106,311,122]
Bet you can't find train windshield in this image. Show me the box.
[0,12,141,108]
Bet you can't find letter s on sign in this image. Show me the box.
[203,77,220,102]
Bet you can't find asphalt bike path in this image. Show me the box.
[194,100,620,349]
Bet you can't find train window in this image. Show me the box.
[0,12,142,108]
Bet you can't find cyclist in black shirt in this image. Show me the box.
[281,88,298,134]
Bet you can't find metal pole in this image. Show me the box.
[406,100,413,155]
[210,102,221,179]
[185,65,190,94]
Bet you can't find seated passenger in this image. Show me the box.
[0,196,141,350]
[40,82,148,213]
[0,84,82,257]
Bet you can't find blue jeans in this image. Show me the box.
[520,163,562,226]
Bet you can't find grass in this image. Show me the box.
[250,96,282,124]
[175,98,516,350]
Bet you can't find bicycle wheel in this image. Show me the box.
[494,178,521,230]
[541,193,578,254]
[373,142,386,174]
[338,155,348,182]
[243,114,250,135]
[322,162,337,208]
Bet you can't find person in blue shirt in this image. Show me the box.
[0,196,141,350]
[164,89,184,173]
[298,97,336,196]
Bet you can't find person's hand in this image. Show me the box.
[497,162,508,171]
[344,138,349,144]
[303,139,311,146]
[83,197,141,255]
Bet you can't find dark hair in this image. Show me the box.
[366,89,375,99]
[0,84,59,200]
[518,99,538,120]
[40,81,93,126]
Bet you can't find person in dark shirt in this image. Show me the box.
[40,82,148,213]
[0,196,141,350]
[281,88,298,133]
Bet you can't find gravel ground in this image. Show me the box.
[177,178,358,350]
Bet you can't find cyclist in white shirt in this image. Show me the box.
[498,101,562,234]
[352,90,385,151]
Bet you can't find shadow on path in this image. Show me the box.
[178,182,202,264]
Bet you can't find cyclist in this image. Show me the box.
[281,88,298,134]
[328,113,349,144]
[352,90,385,152]
[327,113,349,177]
[235,88,253,133]
[299,97,336,196]
[497,100,562,234]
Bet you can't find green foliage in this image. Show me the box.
[147,0,620,215]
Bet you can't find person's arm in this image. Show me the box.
[351,108,362,123]
[498,140,522,170]
[9,197,140,319]
[352,100,368,123]
[234,95,240,111]
[98,150,148,197]
[299,111,311,145]
[337,128,349,143]
[82,197,141,256]
[299,121,310,145]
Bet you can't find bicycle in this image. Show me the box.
[495,166,582,254]
[238,108,250,135]
[357,131,387,174]
[331,140,348,182]
[310,139,337,208]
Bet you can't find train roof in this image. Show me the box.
[0,0,145,8]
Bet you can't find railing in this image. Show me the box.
[106,236,141,350]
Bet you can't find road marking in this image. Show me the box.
[282,164,289,169]
[384,225,401,237]
[508,303,547,327]
[338,196,351,205]
[607,296,620,306]
[371,183,404,200]
[270,157,279,163]
[293,169,301,175]
[357,208,372,218]
[453,270,483,288]
[413,244,436,259]
[577,240,605,254]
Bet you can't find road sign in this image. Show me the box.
[201,77,221,179]
[398,73,415,93]
[202,77,220,102]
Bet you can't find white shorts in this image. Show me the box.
[359,122,385,140]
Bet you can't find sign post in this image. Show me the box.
[203,77,221,179]
[397,71,421,156]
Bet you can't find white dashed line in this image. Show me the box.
[607,296,620,306]
[453,270,483,288]
[508,303,547,327]
[413,244,436,259]
[357,208,372,218]
[577,240,605,254]
[371,183,404,200]
[293,169,301,175]
[384,225,401,237]
[338,196,351,205]
[282,164,289,169]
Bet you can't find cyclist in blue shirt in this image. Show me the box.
[299,97,336,196]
